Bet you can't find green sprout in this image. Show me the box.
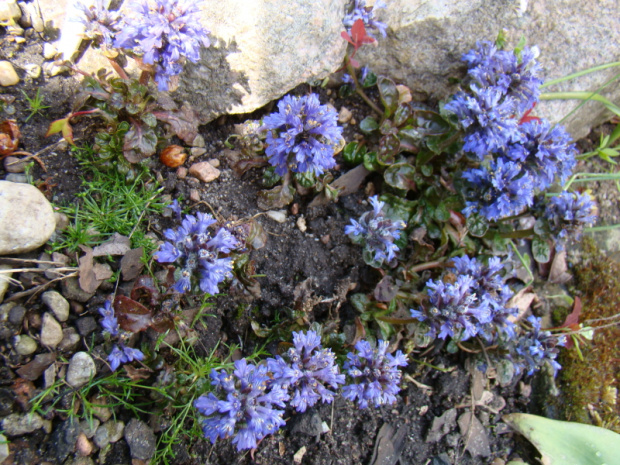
[21,89,50,122]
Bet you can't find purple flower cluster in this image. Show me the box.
[194,359,289,451]
[98,300,144,371]
[154,212,238,294]
[450,42,578,221]
[73,0,121,49]
[462,157,535,221]
[446,41,543,159]
[343,0,388,38]
[345,196,406,267]
[114,0,211,91]
[342,340,408,409]
[509,316,566,376]
[263,94,342,177]
[195,332,408,449]
[544,191,597,250]
[410,256,517,342]
[267,330,345,413]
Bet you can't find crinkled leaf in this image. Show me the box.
[393,103,412,127]
[0,120,20,155]
[45,117,74,145]
[251,320,271,338]
[123,123,157,163]
[363,150,381,172]
[466,214,489,238]
[532,236,551,263]
[420,164,433,177]
[384,162,416,190]
[256,184,295,210]
[153,104,200,144]
[350,293,371,313]
[247,220,268,249]
[130,275,161,307]
[374,275,399,302]
[262,166,282,187]
[114,295,153,333]
[413,110,451,136]
[496,359,516,386]
[232,157,268,177]
[295,170,316,188]
[381,194,417,223]
[362,70,377,88]
[378,76,398,117]
[360,116,379,134]
[377,134,400,165]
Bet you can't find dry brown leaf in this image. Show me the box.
[92,233,131,257]
[121,247,145,281]
[548,250,572,284]
[507,288,537,323]
[78,246,99,293]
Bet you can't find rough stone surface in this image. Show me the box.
[93,420,125,449]
[0,264,11,303]
[41,290,70,322]
[75,316,97,336]
[50,416,80,463]
[189,162,221,183]
[0,433,8,464]
[3,156,28,173]
[79,418,100,439]
[0,181,56,255]
[0,61,19,86]
[58,327,81,352]
[1,413,45,436]
[0,0,21,22]
[40,312,63,349]
[124,419,156,460]
[14,335,38,356]
[358,0,620,139]
[66,352,96,388]
[60,277,96,303]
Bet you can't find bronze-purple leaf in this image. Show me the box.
[114,295,153,333]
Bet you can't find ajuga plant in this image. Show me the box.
[98,299,145,371]
[47,0,210,178]
[194,330,408,450]
[341,33,598,386]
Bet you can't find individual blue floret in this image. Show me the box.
[345,196,406,267]
[544,191,598,251]
[114,0,211,91]
[262,94,342,177]
[194,359,289,451]
[267,330,345,413]
[342,340,407,409]
[462,156,535,221]
[503,119,577,190]
[342,0,387,38]
[510,316,565,376]
[98,300,119,337]
[107,343,145,372]
[72,0,121,49]
[154,212,239,294]
[445,87,521,160]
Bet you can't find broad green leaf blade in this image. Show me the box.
[503,413,620,465]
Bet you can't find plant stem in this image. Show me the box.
[408,259,446,274]
[345,58,383,117]
[499,228,534,239]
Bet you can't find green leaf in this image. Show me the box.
[363,150,381,172]
[384,163,416,190]
[359,116,379,134]
[377,134,400,165]
[343,141,366,166]
[420,164,433,177]
[503,413,620,465]
[466,214,489,238]
[434,202,450,222]
[123,123,157,163]
[350,293,371,313]
[377,76,398,117]
[338,84,355,99]
[532,236,551,263]
[362,70,377,88]
[393,103,412,126]
[380,194,417,223]
[256,184,295,210]
[262,166,281,188]
[295,170,316,188]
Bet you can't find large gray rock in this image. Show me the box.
[41,0,618,137]
[0,181,56,255]
[357,0,620,139]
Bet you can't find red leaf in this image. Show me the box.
[114,295,153,333]
[519,103,541,125]
[561,296,582,329]
[341,30,355,47]
[350,19,376,48]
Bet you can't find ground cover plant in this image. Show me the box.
[1,1,619,464]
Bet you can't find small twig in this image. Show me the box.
[584,313,620,324]
[0,267,77,274]
[559,321,620,337]
[345,58,383,116]
[0,257,69,266]
[6,271,78,304]
[408,259,446,274]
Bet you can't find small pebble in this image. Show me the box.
[3,156,28,173]
[320,234,330,245]
[8,304,26,326]
[208,158,220,168]
[296,217,307,233]
[42,43,57,60]
[191,134,206,147]
[338,106,353,124]
[94,420,125,449]
[176,166,188,179]
[23,64,41,79]
[4,173,28,183]
[1,412,46,436]
[189,162,220,183]
[266,210,287,223]
[76,433,93,456]
[66,352,96,388]
[189,188,200,202]
[40,313,63,348]
[124,419,156,460]
[58,327,81,352]
[14,335,38,356]
[41,290,70,322]
[79,418,100,439]
[294,446,307,464]
[291,203,299,215]
[190,147,207,157]
[75,316,97,336]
